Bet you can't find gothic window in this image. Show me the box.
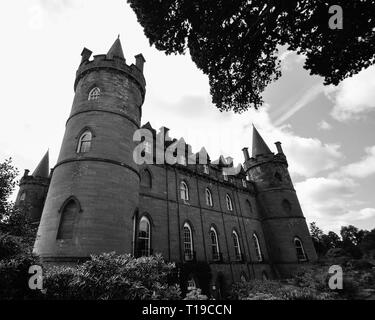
[232,230,242,261]
[19,192,26,202]
[275,172,283,182]
[210,227,220,261]
[226,194,233,211]
[57,198,79,240]
[140,169,152,188]
[294,237,307,262]
[77,130,92,153]
[180,181,189,201]
[88,87,100,100]
[205,188,213,207]
[282,199,292,213]
[203,164,209,174]
[183,223,194,261]
[137,216,151,256]
[253,233,263,262]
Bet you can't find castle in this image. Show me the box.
[16,37,317,298]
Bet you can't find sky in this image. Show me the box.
[1,0,374,235]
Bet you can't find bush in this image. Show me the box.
[0,252,42,300]
[43,252,182,300]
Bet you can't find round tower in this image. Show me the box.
[34,37,146,262]
[15,151,50,224]
[243,126,317,277]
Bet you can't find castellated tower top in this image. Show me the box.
[74,36,146,102]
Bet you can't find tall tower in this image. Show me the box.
[34,38,146,262]
[16,151,50,223]
[243,126,317,277]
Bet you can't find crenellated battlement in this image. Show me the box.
[74,38,146,102]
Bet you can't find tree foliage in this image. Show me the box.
[128,0,375,112]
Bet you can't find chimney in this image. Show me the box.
[80,47,92,65]
[135,54,146,72]
[275,142,283,154]
[23,169,30,177]
[242,147,250,161]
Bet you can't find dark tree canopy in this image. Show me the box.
[128,0,375,112]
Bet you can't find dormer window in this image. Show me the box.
[88,87,100,101]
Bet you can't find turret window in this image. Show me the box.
[77,131,92,153]
[137,216,151,256]
[19,192,26,202]
[205,188,213,207]
[88,87,100,100]
[252,233,263,262]
[294,237,307,262]
[140,169,152,188]
[226,194,233,211]
[180,181,189,201]
[57,198,79,240]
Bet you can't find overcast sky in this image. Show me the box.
[1,0,375,234]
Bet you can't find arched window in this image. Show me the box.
[252,233,263,262]
[294,237,307,262]
[57,198,79,240]
[77,130,92,153]
[226,194,233,211]
[232,230,242,261]
[205,188,213,207]
[282,199,292,213]
[210,227,220,261]
[140,169,152,188]
[138,216,151,256]
[180,181,189,201]
[88,87,100,100]
[19,192,26,202]
[183,222,194,261]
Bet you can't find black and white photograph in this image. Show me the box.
[0,0,375,312]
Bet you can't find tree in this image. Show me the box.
[360,229,375,257]
[309,222,326,256]
[128,0,375,112]
[322,231,341,249]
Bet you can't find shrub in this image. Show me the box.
[0,252,42,300]
[43,252,182,300]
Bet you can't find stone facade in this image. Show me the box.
[16,38,317,298]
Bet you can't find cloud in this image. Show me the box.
[326,65,375,121]
[274,83,324,126]
[335,145,375,179]
[295,177,375,233]
[317,120,332,131]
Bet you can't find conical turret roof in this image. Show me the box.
[252,125,272,157]
[107,36,125,60]
[32,150,49,178]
